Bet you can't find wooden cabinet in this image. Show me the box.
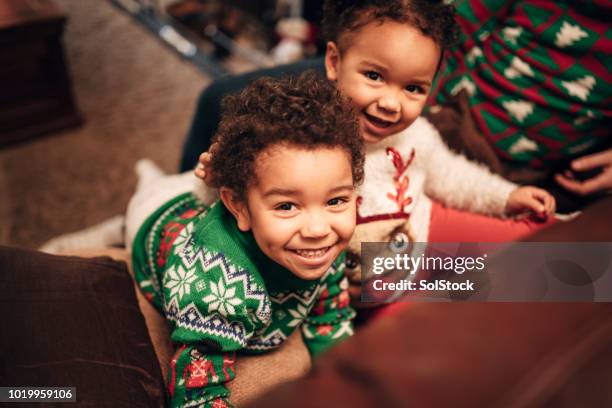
[0,0,82,146]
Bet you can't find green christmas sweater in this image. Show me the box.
[132,193,355,408]
[433,0,611,168]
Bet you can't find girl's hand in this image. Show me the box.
[506,186,556,219]
[194,143,218,188]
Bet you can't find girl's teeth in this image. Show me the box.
[367,115,391,127]
[296,248,328,258]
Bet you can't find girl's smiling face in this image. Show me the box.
[325,20,441,144]
[225,144,357,280]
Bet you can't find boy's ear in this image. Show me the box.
[219,187,251,232]
[325,41,340,81]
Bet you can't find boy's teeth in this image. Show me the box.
[295,248,328,258]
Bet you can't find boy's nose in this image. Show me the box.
[300,214,331,238]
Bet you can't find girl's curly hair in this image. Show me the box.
[210,70,364,201]
[322,0,460,52]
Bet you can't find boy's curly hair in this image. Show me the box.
[322,0,460,51]
[210,70,364,201]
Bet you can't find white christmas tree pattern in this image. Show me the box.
[509,136,539,155]
[504,56,534,79]
[502,99,535,123]
[555,21,589,48]
[451,76,476,97]
[502,26,523,45]
[561,75,596,102]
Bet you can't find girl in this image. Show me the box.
[195,0,557,310]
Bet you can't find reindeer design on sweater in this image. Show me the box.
[343,116,517,307]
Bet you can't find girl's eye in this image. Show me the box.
[405,84,424,94]
[328,197,348,206]
[365,71,382,81]
[276,202,295,211]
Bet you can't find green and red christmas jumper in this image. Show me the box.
[132,194,355,408]
[434,0,611,168]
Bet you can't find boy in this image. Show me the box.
[128,72,363,407]
[43,72,364,407]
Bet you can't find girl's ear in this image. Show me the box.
[219,187,251,231]
[325,41,340,81]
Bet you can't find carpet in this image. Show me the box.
[0,0,210,249]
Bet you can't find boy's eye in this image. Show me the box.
[405,84,424,94]
[364,71,382,81]
[275,202,296,211]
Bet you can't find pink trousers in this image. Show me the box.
[428,200,555,242]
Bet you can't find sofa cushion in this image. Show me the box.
[0,245,165,407]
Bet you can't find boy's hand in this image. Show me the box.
[506,186,556,219]
[194,144,218,188]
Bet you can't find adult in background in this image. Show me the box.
[430,0,611,213]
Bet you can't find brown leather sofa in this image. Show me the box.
[250,196,612,407]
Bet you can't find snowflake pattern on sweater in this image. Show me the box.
[132,195,354,408]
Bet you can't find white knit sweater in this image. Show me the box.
[357,117,517,242]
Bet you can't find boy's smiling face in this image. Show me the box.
[225,144,357,280]
[325,20,440,143]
